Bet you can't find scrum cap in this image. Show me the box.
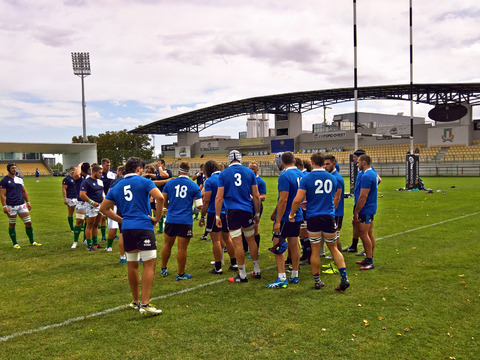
[228,150,242,163]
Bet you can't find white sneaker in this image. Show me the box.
[71,242,78,249]
[325,254,333,260]
[104,247,112,252]
[139,303,162,316]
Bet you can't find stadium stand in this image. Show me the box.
[0,162,51,177]
[159,143,480,172]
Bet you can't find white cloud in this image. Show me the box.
[0,0,479,145]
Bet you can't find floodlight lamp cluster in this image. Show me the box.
[71,52,91,76]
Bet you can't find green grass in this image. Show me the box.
[0,176,479,359]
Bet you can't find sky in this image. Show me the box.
[1,0,480,155]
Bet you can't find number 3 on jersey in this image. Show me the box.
[315,179,333,194]
[234,173,242,186]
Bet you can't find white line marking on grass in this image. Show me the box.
[375,211,479,241]
[0,266,275,343]
[2,212,478,343]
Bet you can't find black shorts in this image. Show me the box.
[122,229,156,252]
[278,221,302,238]
[306,215,337,234]
[226,209,255,230]
[165,223,193,238]
[358,214,374,224]
[335,216,343,230]
[206,213,228,233]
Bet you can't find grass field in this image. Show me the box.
[0,175,479,360]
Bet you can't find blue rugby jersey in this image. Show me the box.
[299,169,338,218]
[356,168,378,215]
[204,172,225,214]
[256,175,267,196]
[218,163,257,212]
[106,174,156,230]
[277,166,304,222]
[163,175,201,225]
[331,169,345,217]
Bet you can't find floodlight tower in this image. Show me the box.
[71,52,91,143]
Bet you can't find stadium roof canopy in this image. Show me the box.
[130,83,480,135]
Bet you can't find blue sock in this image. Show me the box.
[366,257,373,264]
[339,267,348,281]
[313,273,321,284]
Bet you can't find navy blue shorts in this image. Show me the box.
[122,229,156,252]
[335,216,343,230]
[278,221,302,238]
[306,215,337,234]
[358,214,374,224]
[165,223,193,238]
[226,209,255,230]
[206,213,228,233]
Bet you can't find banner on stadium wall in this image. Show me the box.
[271,139,294,153]
[313,132,346,139]
[239,138,264,146]
[200,141,218,151]
[175,146,191,158]
[375,124,410,136]
[405,154,420,189]
[349,154,358,195]
[161,144,175,152]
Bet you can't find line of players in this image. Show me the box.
[2,150,378,315]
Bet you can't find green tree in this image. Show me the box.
[72,130,154,168]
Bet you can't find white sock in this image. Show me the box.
[253,260,260,273]
[278,273,287,281]
[238,264,247,278]
[292,270,299,278]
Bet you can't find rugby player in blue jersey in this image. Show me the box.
[199,160,237,274]
[250,161,266,249]
[353,155,378,270]
[80,164,105,251]
[216,150,261,283]
[71,162,90,248]
[295,157,311,264]
[241,161,266,255]
[1,163,40,248]
[62,166,77,232]
[266,152,303,288]
[101,157,164,315]
[289,153,350,291]
[160,162,202,281]
[324,154,345,258]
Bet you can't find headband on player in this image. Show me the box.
[178,167,189,174]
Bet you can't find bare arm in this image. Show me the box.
[274,190,289,232]
[289,189,306,221]
[333,188,342,210]
[353,188,370,222]
[22,186,31,210]
[150,188,164,224]
[100,199,122,223]
[1,188,8,214]
[62,184,69,205]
